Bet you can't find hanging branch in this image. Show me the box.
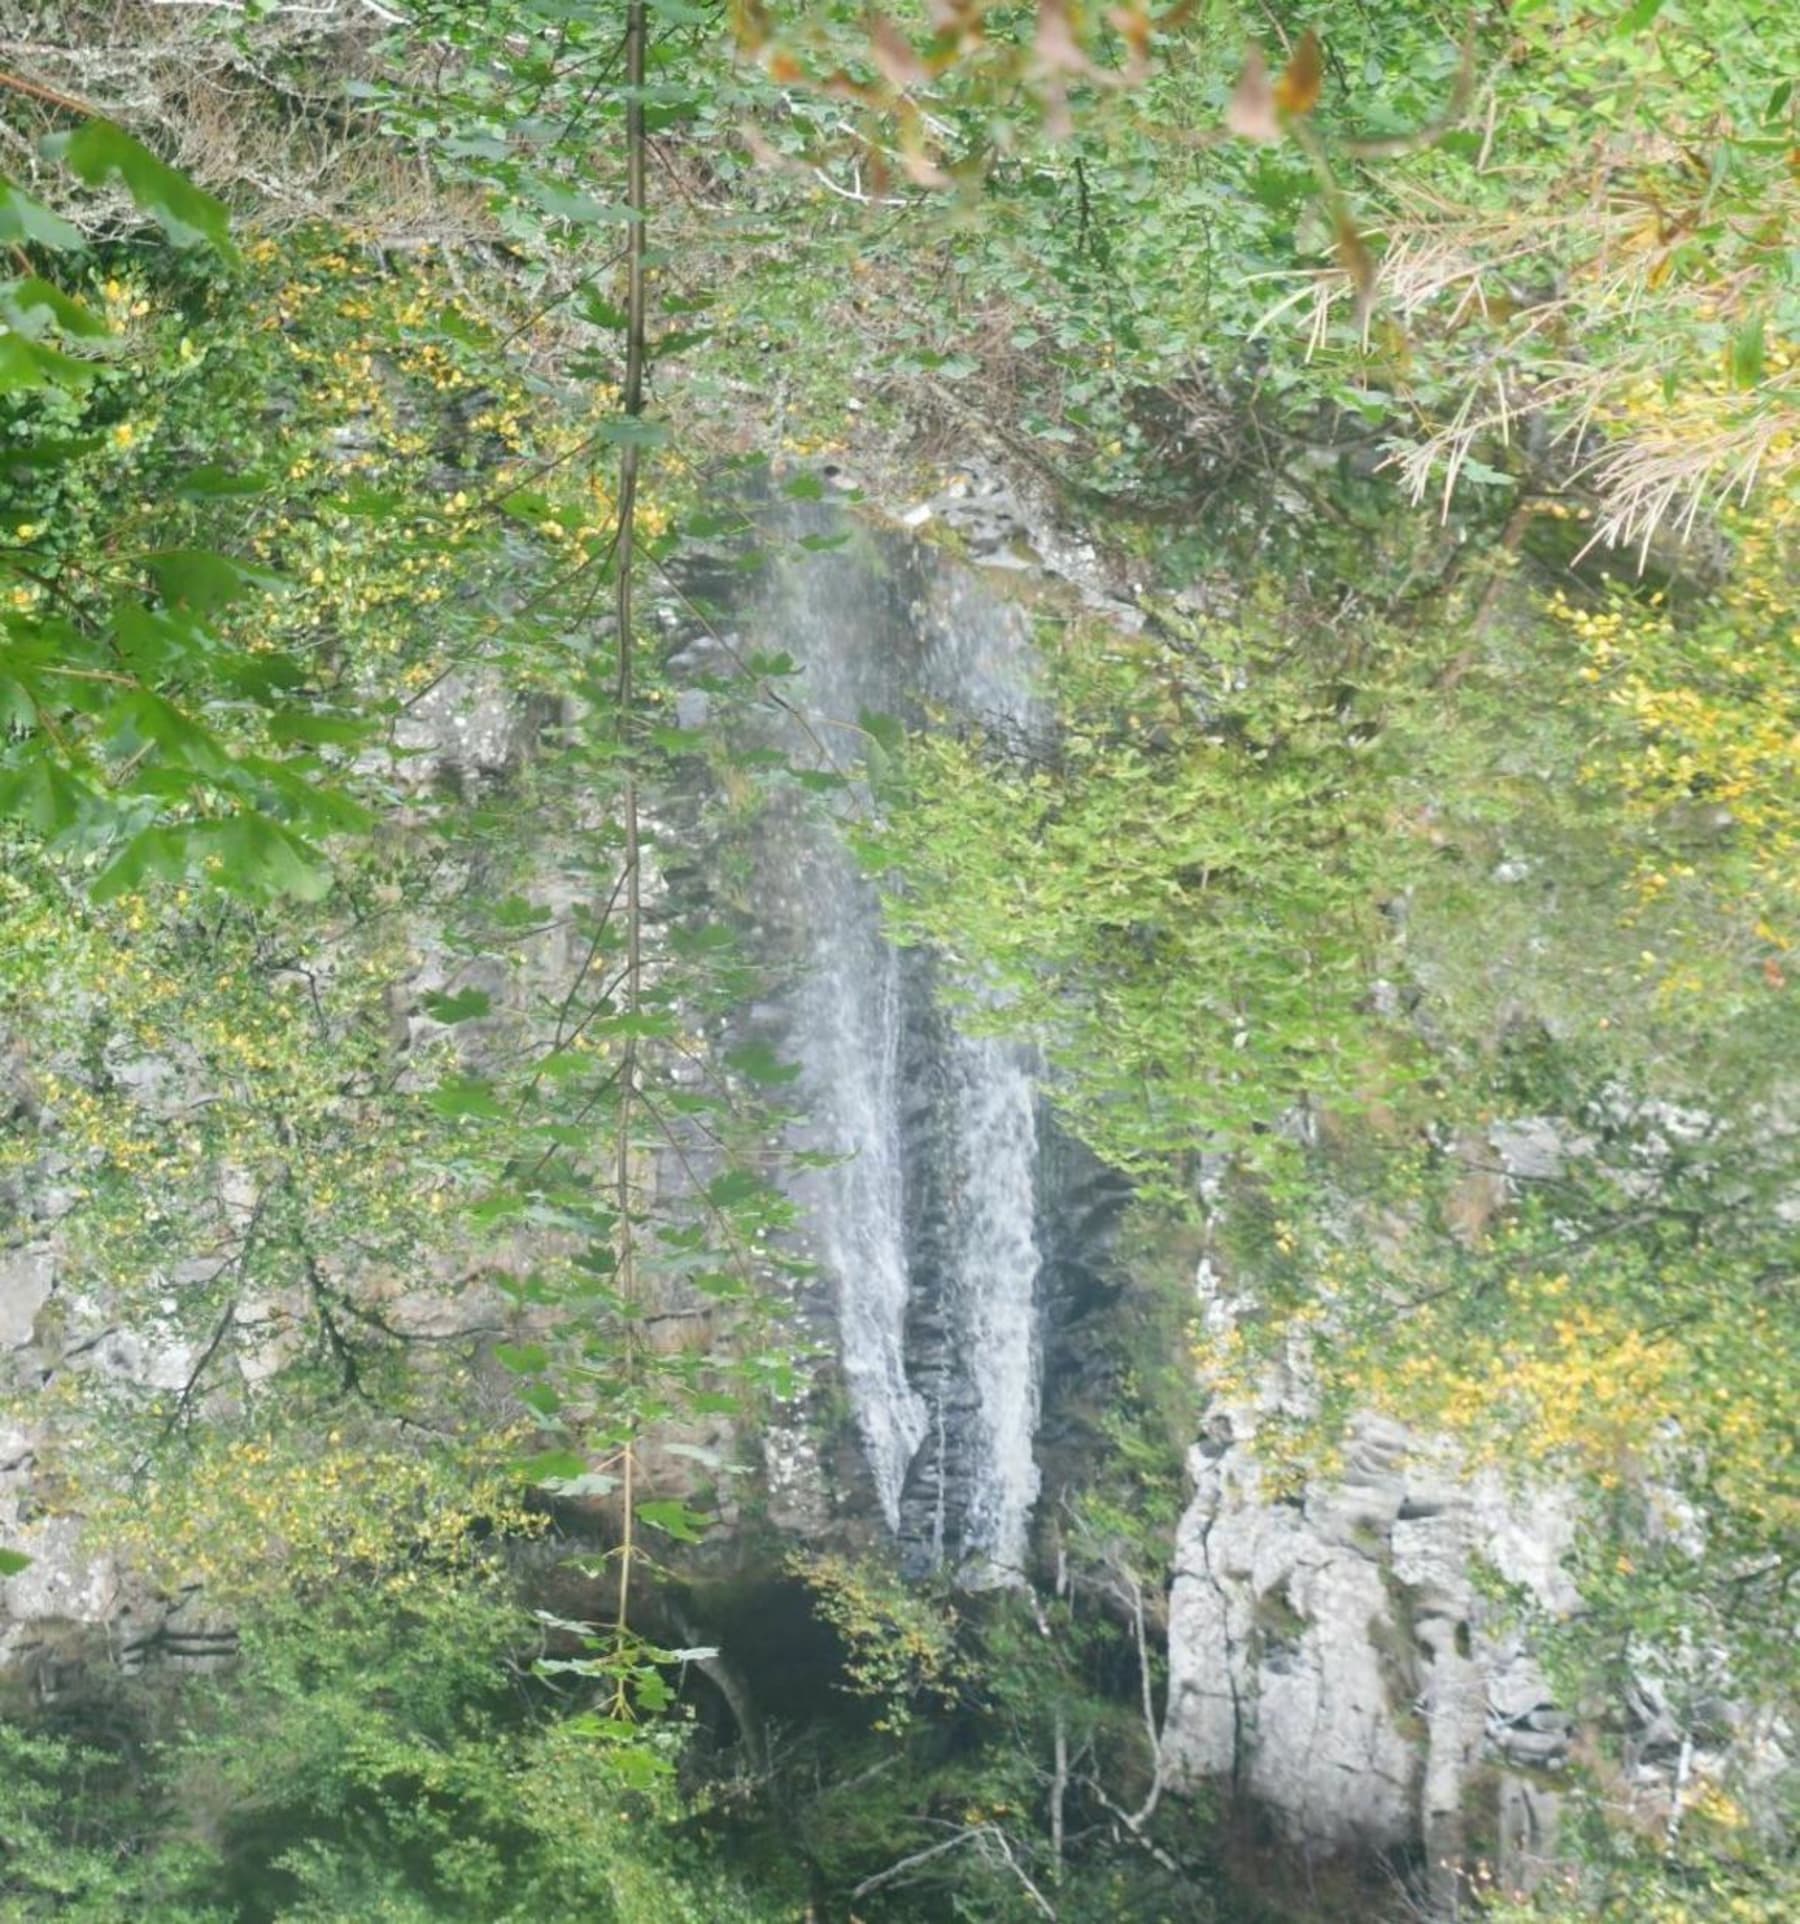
[0,67,98,118]
[1049,1705,1068,1878]
[1124,1565,1165,1828]
[607,0,650,1686]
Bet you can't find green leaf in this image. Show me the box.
[44,122,235,258]
[0,757,89,836]
[578,290,631,330]
[1728,314,1766,390]
[236,756,371,833]
[595,414,668,449]
[652,328,710,358]
[782,471,825,501]
[530,1050,591,1084]
[219,646,309,703]
[635,1669,672,1711]
[705,1168,767,1208]
[690,1269,750,1300]
[0,277,108,339]
[725,1039,801,1085]
[524,180,637,226]
[108,605,207,681]
[669,922,734,957]
[0,1548,31,1577]
[859,708,904,752]
[90,825,189,901]
[0,430,104,473]
[335,482,406,518]
[688,1391,741,1416]
[521,1448,587,1484]
[175,463,271,500]
[145,549,269,616]
[519,1381,562,1417]
[213,812,333,899]
[0,179,83,249]
[0,330,97,392]
[440,134,510,162]
[429,1074,506,1120]
[1615,0,1667,30]
[422,986,494,1023]
[682,511,739,538]
[501,488,554,523]
[637,1498,707,1543]
[542,1471,617,1497]
[604,1011,676,1039]
[1456,458,1514,487]
[266,709,373,748]
[112,690,235,776]
[495,1341,550,1374]
[564,1711,671,1764]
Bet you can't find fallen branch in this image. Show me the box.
[851,1823,1057,1918]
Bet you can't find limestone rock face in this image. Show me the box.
[1157,1111,1792,1894]
[0,1516,121,1672]
[1160,1396,1579,1894]
[0,1244,54,1350]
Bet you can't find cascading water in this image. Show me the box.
[790,837,925,1530]
[750,519,1045,1583]
[933,1024,1043,1578]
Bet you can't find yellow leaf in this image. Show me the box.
[1273,28,1323,117]
[730,0,771,53]
[1334,206,1376,320]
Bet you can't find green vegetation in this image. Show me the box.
[0,1578,794,1922]
[2,2,1796,1920]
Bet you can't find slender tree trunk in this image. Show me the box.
[609,0,648,1668]
[1050,1706,1068,1880]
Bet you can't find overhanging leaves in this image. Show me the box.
[43,121,235,257]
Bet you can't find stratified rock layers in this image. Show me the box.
[1161,1407,1578,1893]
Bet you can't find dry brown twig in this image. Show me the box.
[1256,175,1798,557]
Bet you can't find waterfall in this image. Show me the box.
[753,519,1045,1582]
[791,840,925,1530]
[937,1027,1042,1579]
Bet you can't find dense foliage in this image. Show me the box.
[0,1579,796,1922]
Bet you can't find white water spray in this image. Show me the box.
[764,528,1045,1577]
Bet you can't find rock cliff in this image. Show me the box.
[1161,1395,1577,1898]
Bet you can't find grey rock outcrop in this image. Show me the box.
[1158,1100,1796,1900]
[1159,1248,1586,1899]
[0,1244,55,1351]
[1161,1399,1579,1894]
